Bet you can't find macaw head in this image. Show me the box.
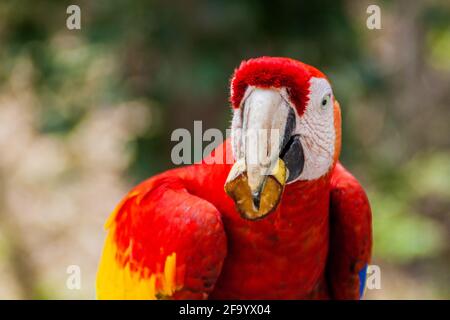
[225,57,341,220]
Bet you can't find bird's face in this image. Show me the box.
[225,57,341,220]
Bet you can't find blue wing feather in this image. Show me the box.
[358,264,368,299]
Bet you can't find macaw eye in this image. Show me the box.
[321,94,331,108]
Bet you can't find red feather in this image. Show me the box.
[97,57,372,300]
[230,56,326,115]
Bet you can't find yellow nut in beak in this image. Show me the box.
[224,158,287,220]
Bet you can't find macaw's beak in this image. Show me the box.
[225,88,303,220]
[225,158,287,220]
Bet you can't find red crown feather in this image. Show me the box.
[230,57,326,116]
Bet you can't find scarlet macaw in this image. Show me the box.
[96,57,372,299]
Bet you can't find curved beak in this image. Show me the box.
[225,88,297,220]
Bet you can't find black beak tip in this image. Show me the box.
[252,191,261,210]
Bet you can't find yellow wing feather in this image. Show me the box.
[96,224,178,299]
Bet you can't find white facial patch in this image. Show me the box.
[230,80,336,183]
[294,77,335,181]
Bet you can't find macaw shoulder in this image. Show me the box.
[329,162,372,227]
[97,169,227,299]
[327,162,372,299]
[330,163,370,202]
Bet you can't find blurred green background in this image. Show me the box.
[0,0,448,299]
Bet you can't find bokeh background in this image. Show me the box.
[0,0,449,299]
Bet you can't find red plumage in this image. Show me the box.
[96,57,372,300]
[231,57,326,115]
